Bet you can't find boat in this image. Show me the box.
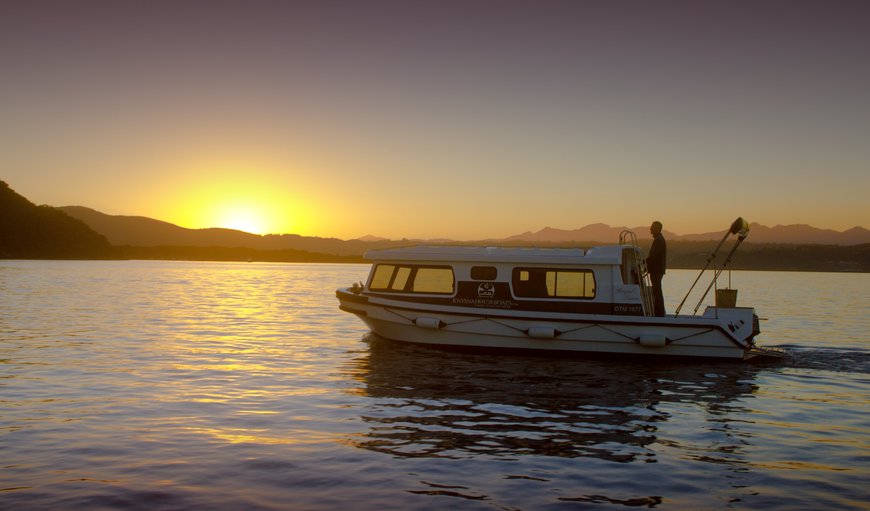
[336,218,784,360]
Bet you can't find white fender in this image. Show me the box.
[414,317,444,330]
[638,334,667,347]
[527,326,557,339]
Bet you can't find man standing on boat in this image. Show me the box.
[646,221,667,317]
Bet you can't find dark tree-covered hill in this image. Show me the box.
[0,180,112,258]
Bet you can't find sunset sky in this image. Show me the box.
[2,0,868,240]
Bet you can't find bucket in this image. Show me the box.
[716,289,738,308]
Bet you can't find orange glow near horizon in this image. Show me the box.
[157,157,324,236]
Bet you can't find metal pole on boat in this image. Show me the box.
[674,217,748,317]
[692,228,750,314]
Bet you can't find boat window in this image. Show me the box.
[369,264,455,294]
[370,264,395,289]
[392,266,412,291]
[512,268,596,299]
[470,266,497,280]
[413,267,455,293]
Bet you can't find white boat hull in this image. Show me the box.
[338,288,765,360]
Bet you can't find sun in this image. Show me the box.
[217,205,269,234]
[159,155,331,236]
[169,184,297,235]
[207,193,300,235]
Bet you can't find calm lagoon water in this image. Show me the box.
[1,260,869,510]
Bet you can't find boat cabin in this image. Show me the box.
[362,245,653,316]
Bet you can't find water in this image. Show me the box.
[1,261,868,510]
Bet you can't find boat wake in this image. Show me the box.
[761,345,870,374]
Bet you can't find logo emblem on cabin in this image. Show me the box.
[477,282,495,298]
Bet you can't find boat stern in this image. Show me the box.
[702,306,759,344]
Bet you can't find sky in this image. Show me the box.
[2,0,869,240]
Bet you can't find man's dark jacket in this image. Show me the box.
[647,233,667,275]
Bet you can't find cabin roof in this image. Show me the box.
[364,245,628,265]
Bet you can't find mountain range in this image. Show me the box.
[503,223,870,245]
[59,206,870,250]
[57,206,398,256]
[4,179,866,270]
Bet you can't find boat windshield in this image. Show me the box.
[369,264,455,294]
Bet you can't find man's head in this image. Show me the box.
[650,221,663,235]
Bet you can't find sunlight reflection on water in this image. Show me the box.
[1,262,868,510]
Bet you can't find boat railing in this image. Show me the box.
[619,230,655,317]
[674,217,751,317]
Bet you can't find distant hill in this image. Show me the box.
[503,223,870,245]
[61,206,869,271]
[678,223,870,245]
[58,206,407,256]
[59,207,870,249]
[58,206,264,247]
[354,234,390,242]
[4,181,865,269]
[0,181,112,258]
[502,224,676,243]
